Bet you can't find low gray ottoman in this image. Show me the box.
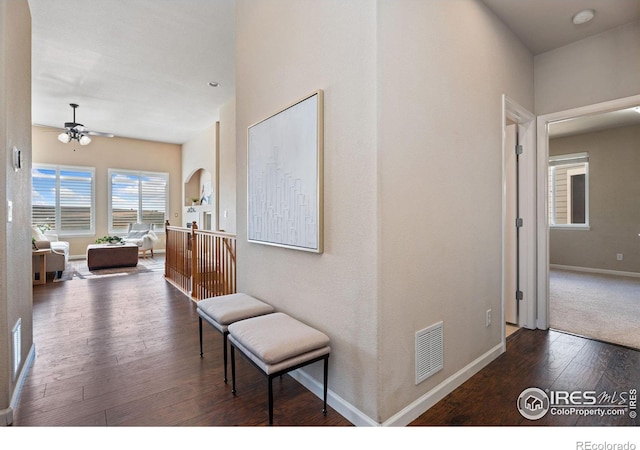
[197,293,274,383]
[228,312,331,425]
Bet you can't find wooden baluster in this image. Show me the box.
[190,222,196,299]
[164,225,169,278]
[162,224,236,300]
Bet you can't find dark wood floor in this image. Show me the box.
[412,328,639,426]
[17,270,349,426]
[15,267,639,427]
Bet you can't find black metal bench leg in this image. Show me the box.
[223,332,229,383]
[231,344,236,395]
[323,356,328,415]
[268,376,274,426]
[198,317,203,357]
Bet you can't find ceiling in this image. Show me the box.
[29,0,235,144]
[482,0,640,138]
[481,0,640,55]
[29,0,640,144]
[548,106,640,138]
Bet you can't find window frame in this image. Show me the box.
[32,163,96,237]
[108,168,169,235]
[548,152,590,230]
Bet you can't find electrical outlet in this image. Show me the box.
[486,309,492,327]
[617,253,623,261]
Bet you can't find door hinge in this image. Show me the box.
[516,217,524,228]
[515,144,523,155]
[516,290,524,301]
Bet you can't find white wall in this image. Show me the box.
[236,0,534,424]
[535,20,640,115]
[218,99,236,233]
[549,125,640,273]
[0,0,32,425]
[377,0,534,422]
[236,0,380,421]
[182,124,216,228]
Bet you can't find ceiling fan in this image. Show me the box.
[57,103,114,146]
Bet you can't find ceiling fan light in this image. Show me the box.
[79,135,92,145]
[57,132,71,143]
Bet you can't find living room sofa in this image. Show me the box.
[32,227,69,279]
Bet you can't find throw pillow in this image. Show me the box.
[32,226,48,242]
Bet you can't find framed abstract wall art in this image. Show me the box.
[247,90,324,253]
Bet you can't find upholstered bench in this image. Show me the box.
[228,312,331,425]
[196,293,274,383]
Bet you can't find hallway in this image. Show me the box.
[15,270,639,427]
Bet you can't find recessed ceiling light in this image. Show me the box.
[633,107,640,114]
[572,9,595,25]
[208,81,220,87]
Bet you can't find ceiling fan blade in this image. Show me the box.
[86,130,115,138]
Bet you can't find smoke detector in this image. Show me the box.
[572,9,595,25]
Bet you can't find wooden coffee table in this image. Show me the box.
[86,243,139,270]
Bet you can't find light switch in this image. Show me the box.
[7,200,12,222]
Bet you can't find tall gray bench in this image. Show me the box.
[228,312,331,425]
[197,293,274,383]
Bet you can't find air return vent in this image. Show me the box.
[415,321,443,385]
[12,318,22,380]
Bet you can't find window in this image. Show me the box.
[109,169,169,234]
[32,164,95,236]
[548,152,589,228]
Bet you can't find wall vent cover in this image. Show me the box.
[415,321,443,385]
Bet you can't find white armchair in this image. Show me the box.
[32,227,69,279]
[123,223,158,258]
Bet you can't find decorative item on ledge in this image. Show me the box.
[95,235,125,245]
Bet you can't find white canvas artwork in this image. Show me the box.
[248,91,323,253]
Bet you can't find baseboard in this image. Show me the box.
[550,264,640,279]
[0,343,36,426]
[288,368,379,426]
[289,341,505,427]
[382,341,505,426]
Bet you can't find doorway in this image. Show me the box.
[536,94,640,335]
[502,95,536,344]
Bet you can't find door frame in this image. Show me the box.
[536,94,640,330]
[502,95,536,342]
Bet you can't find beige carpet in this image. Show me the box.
[549,268,640,350]
[56,254,165,281]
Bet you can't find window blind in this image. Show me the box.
[32,165,95,234]
[109,169,168,233]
